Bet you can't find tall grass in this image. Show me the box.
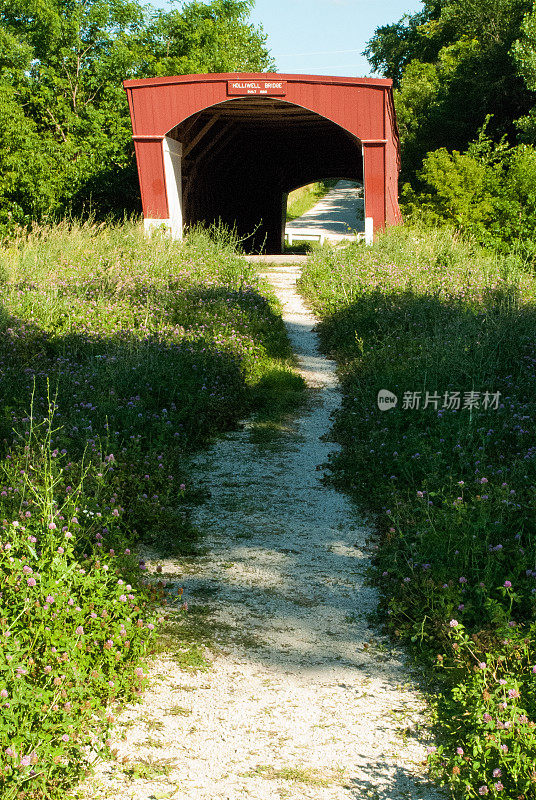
[299,224,536,798]
[0,219,304,798]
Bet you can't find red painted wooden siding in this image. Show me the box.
[124,73,401,233]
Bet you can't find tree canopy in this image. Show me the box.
[0,0,274,229]
[365,0,536,179]
[363,0,536,253]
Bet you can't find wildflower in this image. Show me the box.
[504,580,512,589]
[494,783,504,791]
[480,478,488,484]
[57,547,64,554]
[20,755,31,767]
[450,619,459,627]
[478,787,489,796]
[119,595,127,602]
[5,748,15,757]
[483,713,492,722]
[180,483,186,491]
[492,769,502,778]
[75,626,84,635]
[459,576,467,584]
[426,746,436,754]
[456,747,464,755]
[478,662,487,669]
[27,578,36,587]
[45,595,54,604]
[61,734,69,743]
[0,689,8,698]
[48,522,57,530]
[508,688,520,699]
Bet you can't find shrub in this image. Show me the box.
[401,128,536,260]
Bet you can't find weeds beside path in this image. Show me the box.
[0,222,302,799]
[74,261,445,800]
[298,226,536,798]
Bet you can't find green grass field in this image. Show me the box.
[0,220,304,799]
[285,180,338,222]
[299,224,536,798]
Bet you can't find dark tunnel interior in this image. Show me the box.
[169,98,363,253]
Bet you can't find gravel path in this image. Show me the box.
[285,180,364,242]
[75,265,444,800]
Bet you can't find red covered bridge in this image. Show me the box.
[123,72,401,253]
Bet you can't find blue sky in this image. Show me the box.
[248,0,424,77]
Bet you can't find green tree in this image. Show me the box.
[147,0,274,76]
[0,0,274,227]
[0,84,66,229]
[365,0,535,180]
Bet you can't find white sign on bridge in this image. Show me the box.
[227,80,287,96]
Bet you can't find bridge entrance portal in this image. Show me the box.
[124,73,401,253]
